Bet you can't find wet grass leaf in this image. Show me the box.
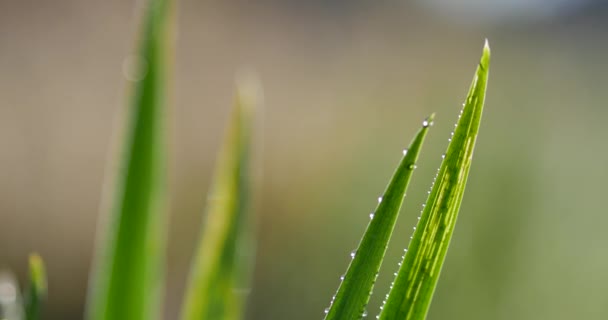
[379,40,490,320]
[324,114,434,320]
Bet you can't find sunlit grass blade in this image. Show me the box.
[324,114,434,320]
[379,41,490,320]
[180,82,259,320]
[85,1,172,320]
[24,254,46,320]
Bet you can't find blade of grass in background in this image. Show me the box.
[24,254,46,320]
[180,81,259,320]
[379,41,490,320]
[324,114,434,320]
[85,1,172,320]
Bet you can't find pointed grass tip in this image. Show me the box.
[28,253,47,296]
[422,113,436,128]
[481,39,491,68]
[236,69,263,111]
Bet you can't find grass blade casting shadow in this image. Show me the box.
[86,1,172,320]
[25,254,47,320]
[324,114,434,320]
[180,84,259,320]
[379,41,490,320]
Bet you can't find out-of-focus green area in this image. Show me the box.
[1,1,608,319]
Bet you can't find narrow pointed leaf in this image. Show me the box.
[180,83,259,320]
[325,114,434,320]
[86,1,172,320]
[24,254,47,320]
[380,41,490,320]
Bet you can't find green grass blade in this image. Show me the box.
[324,114,434,320]
[24,254,47,320]
[379,41,491,320]
[180,82,259,320]
[85,1,172,320]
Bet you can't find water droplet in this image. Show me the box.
[378,197,383,203]
[363,310,368,317]
[350,250,357,258]
[369,213,375,219]
[441,154,446,159]
[408,164,417,170]
[422,120,429,127]
[122,54,148,82]
[402,149,408,156]
[325,308,329,314]
[340,275,345,280]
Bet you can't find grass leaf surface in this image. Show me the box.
[324,114,434,320]
[180,83,259,320]
[86,1,172,319]
[379,41,490,320]
[25,254,47,320]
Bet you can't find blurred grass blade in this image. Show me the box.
[24,254,47,320]
[324,114,434,320]
[0,272,23,320]
[86,1,172,320]
[379,41,490,320]
[180,82,259,320]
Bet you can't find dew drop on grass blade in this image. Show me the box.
[379,40,490,320]
[324,114,434,320]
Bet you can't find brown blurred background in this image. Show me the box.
[2,0,608,319]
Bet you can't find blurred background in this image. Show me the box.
[2,0,608,319]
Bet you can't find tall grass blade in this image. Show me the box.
[24,254,46,320]
[85,1,172,319]
[180,82,259,320]
[324,114,434,320]
[379,41,490,320]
